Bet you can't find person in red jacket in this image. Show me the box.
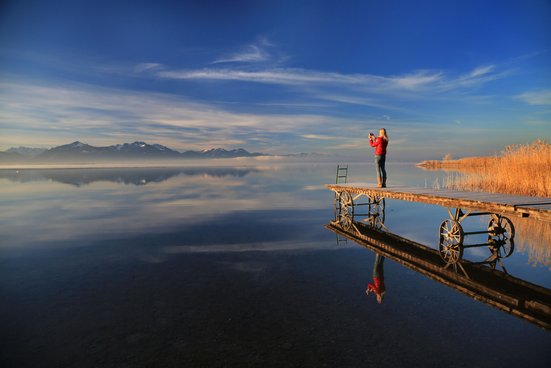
[366,254,386,304]
[369,128,389,187]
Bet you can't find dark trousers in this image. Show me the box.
[374,154,386,184]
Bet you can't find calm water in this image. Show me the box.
[1,163,550,367]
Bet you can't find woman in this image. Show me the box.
[369,128,389,188]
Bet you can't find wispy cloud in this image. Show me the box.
[390,71,443,89]
[0,50,524,160]
[212,44,270,64]
[211,37,281,65]
[155,64,507,96]
[467,65,495,78]
[157,68,377,85]
[0,80,338,152]
[302,134,334,140]
[134,63,164,73]
[515,90,551,105]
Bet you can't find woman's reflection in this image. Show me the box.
[366,254,386,304]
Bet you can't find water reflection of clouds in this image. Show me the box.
[219,261,269,274]
[0,166,334,249]
[162,240,346,255]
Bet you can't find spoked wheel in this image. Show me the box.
[439,219,464,264]
[488,216,515,258]
[337,191,354,230]
[371,196,385,212]
[366,196,385,229]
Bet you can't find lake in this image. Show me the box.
[1,162,550,367]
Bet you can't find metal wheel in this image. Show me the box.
[337,191,354,230]
[439,219,464,264]
[333,192,341,222]
[488,216,515,258]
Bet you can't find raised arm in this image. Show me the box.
[369,137,379,148]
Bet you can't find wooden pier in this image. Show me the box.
[326,183,551,222]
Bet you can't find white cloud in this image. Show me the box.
[212,44,270,64]
[468,65,495,78]
[326,140,366,150]
[302,134,334,140]
[155,64,506,97]
[390,71,443,89]
[0,80,336,151]
[515,90,551,105]
[452,64,511,89]
[0,55,520,158]
[211,37,281,65]
[157,68,376,85]
[134,63,164,73]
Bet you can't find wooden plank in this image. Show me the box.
[514,202,551,207]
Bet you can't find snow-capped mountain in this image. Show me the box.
[106,141,181,157]
[38,141,181,159]
[1,141,267,161]
[199,148,263,158]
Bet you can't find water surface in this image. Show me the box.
[1,163,550,367]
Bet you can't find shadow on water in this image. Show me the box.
[326,198,551,330]
[0,167,258,186]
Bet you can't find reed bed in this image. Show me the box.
[420,140,551,197]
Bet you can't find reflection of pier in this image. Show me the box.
[325,209,551,330]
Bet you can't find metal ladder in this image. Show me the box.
[335,164,348,184]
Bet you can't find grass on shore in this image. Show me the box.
[417,140,551,197]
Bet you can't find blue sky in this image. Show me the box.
[0,0,550,160]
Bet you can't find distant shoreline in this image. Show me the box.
[415,157,491,171]
[0,160,423,170]
[0,159,278,170]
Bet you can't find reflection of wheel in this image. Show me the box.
[488,216,515,258]
[439,219,464,264]
[371,196,385,211]
[340,211,353,230]
[367,196,385,229]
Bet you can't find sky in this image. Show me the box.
[0,0,550,160]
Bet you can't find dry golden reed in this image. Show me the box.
[418,140,551,197]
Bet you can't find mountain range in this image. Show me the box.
[0,141,268,162]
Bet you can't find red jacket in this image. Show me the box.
[370,137,388,155]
